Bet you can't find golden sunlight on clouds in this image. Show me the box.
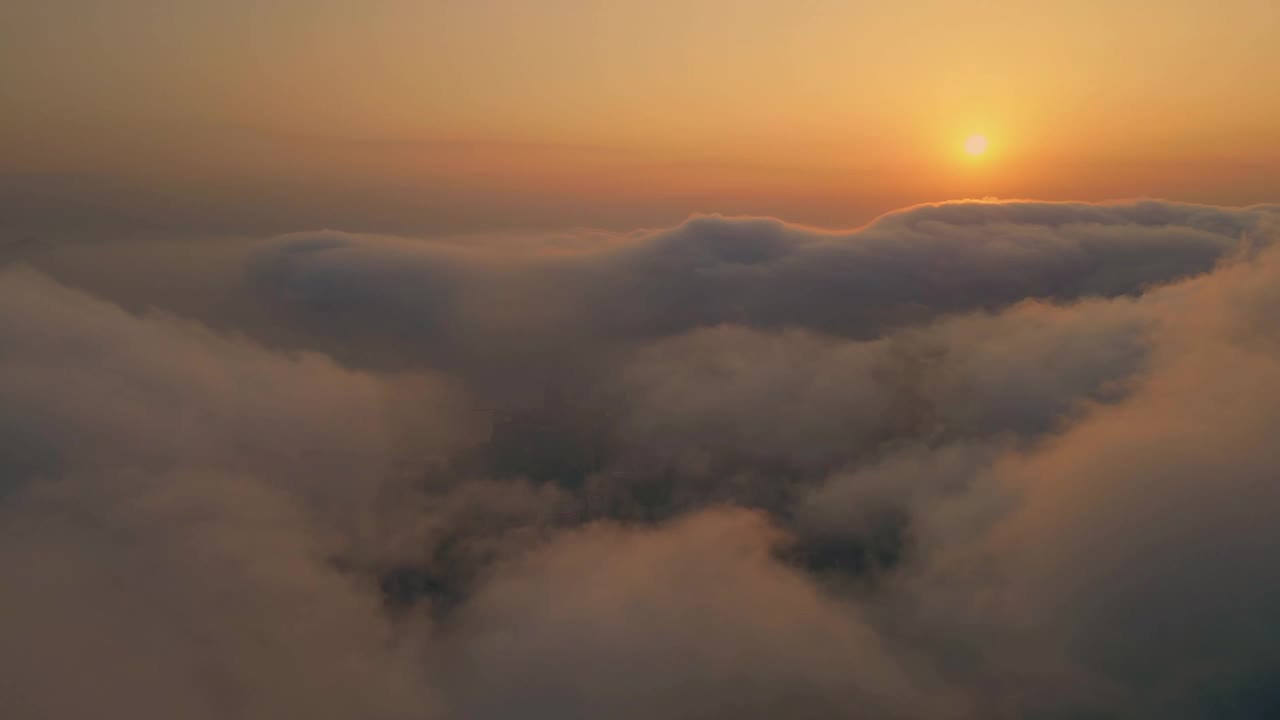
[3,2,1280,718]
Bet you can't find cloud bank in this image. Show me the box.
[3,199,1280,719]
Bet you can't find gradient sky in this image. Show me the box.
[3,0,1278,234]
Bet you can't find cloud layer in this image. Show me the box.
[3,199,1280,719]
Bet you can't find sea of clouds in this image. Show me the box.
[3,199,1280,719]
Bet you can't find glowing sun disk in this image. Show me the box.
[964,134,988,156]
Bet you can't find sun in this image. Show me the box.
[964,134,988,156]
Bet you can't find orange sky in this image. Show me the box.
[2,0,1278,233]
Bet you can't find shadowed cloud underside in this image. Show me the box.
[3,199,1280,719]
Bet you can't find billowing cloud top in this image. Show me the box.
[3,199,1280,719]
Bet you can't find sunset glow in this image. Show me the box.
[3,3,1280,719]
[4,1,1278,232]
